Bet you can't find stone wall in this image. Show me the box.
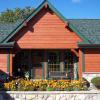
[0,91,99,100]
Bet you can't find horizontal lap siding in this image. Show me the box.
[85,49,100,72]
[0,51,7,73]
[12,7,82,49]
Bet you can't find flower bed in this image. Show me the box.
[4,79,88,91]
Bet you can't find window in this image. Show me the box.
[64,51,74,78]
[48,52,60,72]
[32,51,43,67]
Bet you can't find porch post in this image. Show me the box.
[7,51,13,76]
[78,49,83,78]
[30,50,34,79]
[7,53,10,75]
[73,56,78,80]
[43,51,48,79]
[60,51,64,72]
[10,53,13,76]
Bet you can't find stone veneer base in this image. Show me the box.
[0,91,99,100]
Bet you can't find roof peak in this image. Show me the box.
[44,0,48,2]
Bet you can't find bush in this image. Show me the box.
[91,77,100,88]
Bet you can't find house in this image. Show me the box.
[0,0,100,80]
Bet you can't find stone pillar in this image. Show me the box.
[43,51,48,79]
[73,56,78,80]
[60,51,64,72]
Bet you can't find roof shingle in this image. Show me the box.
[68,19,100,44]
[0,19,100,45]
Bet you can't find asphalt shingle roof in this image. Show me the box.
[0,19,23,43]
[68,19,100,44]
[0,19,100,45]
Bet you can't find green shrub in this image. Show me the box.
[46,87,55,91]
[91,77,100,87]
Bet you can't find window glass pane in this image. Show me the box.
[64,51,74,79]
[48,52,60,72]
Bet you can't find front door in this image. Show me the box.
[13,51,30,78]
[33,52,43,79]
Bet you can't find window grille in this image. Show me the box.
[48,52,60,72]
[64,51,74,79]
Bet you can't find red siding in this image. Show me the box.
[85,49,100,72]
[11,7,82,49]
[0,51,7,73]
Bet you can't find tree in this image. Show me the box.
[0,7,34,23]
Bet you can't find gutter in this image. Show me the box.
[78,43,100,48]
[0,42,15,48]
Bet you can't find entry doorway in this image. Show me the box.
[13,50,44,79]
[32,52,43,79]
[13,51,30,78]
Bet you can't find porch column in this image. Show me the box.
[29,50,34,79]
[78,49,83,78]
[10,53,13,76]
[60,51,64,72]
[73,56,78,80]
[43,51,48,79]
[7,51,13,76]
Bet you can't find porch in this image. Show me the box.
[12,49,79,80]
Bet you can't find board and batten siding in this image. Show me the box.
[84,49,100,72]
[11,7,82,49]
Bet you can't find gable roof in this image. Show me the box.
[0,0,100,48]
[1,0,67,43]
[0,0,89,44]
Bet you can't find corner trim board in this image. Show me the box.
[82,49,85,72]
[7,53,10,75]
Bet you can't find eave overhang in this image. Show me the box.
[78,43,100,48]
[0,42,15,48]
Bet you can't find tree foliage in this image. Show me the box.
[0,7,34,23]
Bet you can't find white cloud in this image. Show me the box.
[72,0,81,3]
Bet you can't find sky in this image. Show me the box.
[0,0,100,19]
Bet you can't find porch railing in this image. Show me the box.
[48,71,68,79]
[48,63,74,79]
